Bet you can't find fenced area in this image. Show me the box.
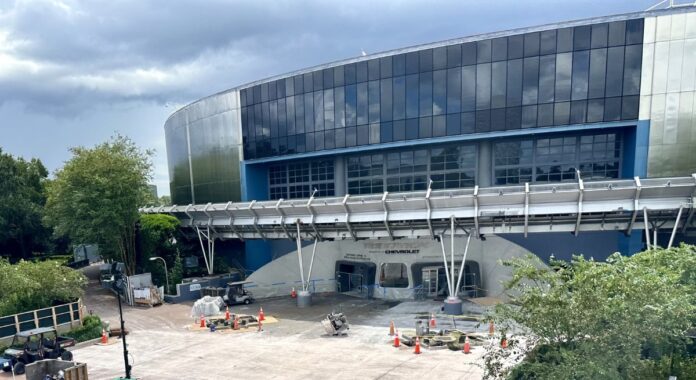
[0,300,84,346]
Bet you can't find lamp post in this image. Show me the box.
[149,257,169,294]
[112,273,132,379]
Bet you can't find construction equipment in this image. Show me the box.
[321,312,349,336]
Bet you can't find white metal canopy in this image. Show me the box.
[141,174,696,242]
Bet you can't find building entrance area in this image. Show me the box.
[335,261,376,298]
[412,262,482,299]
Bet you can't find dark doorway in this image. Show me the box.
[335,260,376,298]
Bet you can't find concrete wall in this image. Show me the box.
[245,235,531,300]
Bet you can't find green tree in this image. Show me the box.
[0,148,52,260]
[170,253,183,295]
[158,195,171,206]
[484,245,696,380]
[0,259,87,315]
[140,213,180,290]
[45,135,153,275]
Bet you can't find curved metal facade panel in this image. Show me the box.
[165,91,242,205]
[640,12,696,177]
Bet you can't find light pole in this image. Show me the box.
[112,273,132,379]
[149,257,169,294]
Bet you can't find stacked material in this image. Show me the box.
[190,296,225,317]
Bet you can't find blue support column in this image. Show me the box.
[240,162,273,271]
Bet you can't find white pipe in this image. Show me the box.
[295,223,306,290]
[450,216,455,298]
[653,227,658,249]
[454,234,472,297]
[643,208,651,250]
[196,227,211,275]
[668,206,684,248]
[438,235,452,296]
[306,240,318,292]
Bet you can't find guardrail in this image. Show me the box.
[0,300,84,345]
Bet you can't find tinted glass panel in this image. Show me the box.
[588,49,607,99]
[492,37,508,61]
[419,71,433,116]
[477,40,491,63]
[574,25,591,51]
[380,56,392,79]
[605,46,624,97]
[522,57,539,105]
[393,54,406,76]
[447,68,461,113]
[393,76,406,120]
[462,42,477,65]
[591,23,608,48]
[524,32,540,57]
[539,55,556,103]
[462,66,477,112]
[406,52,419,74]
[420,49,433,72]
[491,61,507,108]
[433,70,447,115]
[506,59,523,107]
[447,44,462,68]
[608,21,626,47]
[571,50,590,100]
[623,44,642,95]
[476,63,492,109]
[406,74,419,118]
[626,19,643,45]
[555,53,572,102]
[557,28,574,52]
[433,47,447,70]
[540,30,557,55]
[368,59,380,81]
[508,35,524,59]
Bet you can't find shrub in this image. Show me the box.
[64,315,102,342]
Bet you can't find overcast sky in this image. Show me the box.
[0,0,659,196]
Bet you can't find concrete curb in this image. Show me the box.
[72,337,102,350]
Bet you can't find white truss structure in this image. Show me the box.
[143,174,696,246]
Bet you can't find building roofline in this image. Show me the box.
[166,5,695,124]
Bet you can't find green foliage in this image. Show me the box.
[170,253,183,294]
[0,259,87,315]
[0,148,52,260]
[45,135,153,275]
[484,245,696,380]
[140,213,180,291]
[64,315,102,342]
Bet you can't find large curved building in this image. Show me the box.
[163,7,696,297]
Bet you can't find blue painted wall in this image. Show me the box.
[500,231,644,263]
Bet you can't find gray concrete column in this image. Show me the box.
[334,156,346,196]
[477,140,492,188]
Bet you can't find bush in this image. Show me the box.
[64,315,102,342]
[0,259,87,315]
[484,245,696,380]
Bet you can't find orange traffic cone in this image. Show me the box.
[200,314,205,328]
[291,287,297,298]
[463,336,471,354]
[429,313,436,328]
[414,336,421,354]
[501,337,508,349]
[233,315,240,330]
[388,321,395,336]
[489,320,495,337]
[101,329,108,344]
[258,307,265,322]
[393,329,400,347]
[225,307,230,321]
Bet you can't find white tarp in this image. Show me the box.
[190,296,225,318]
